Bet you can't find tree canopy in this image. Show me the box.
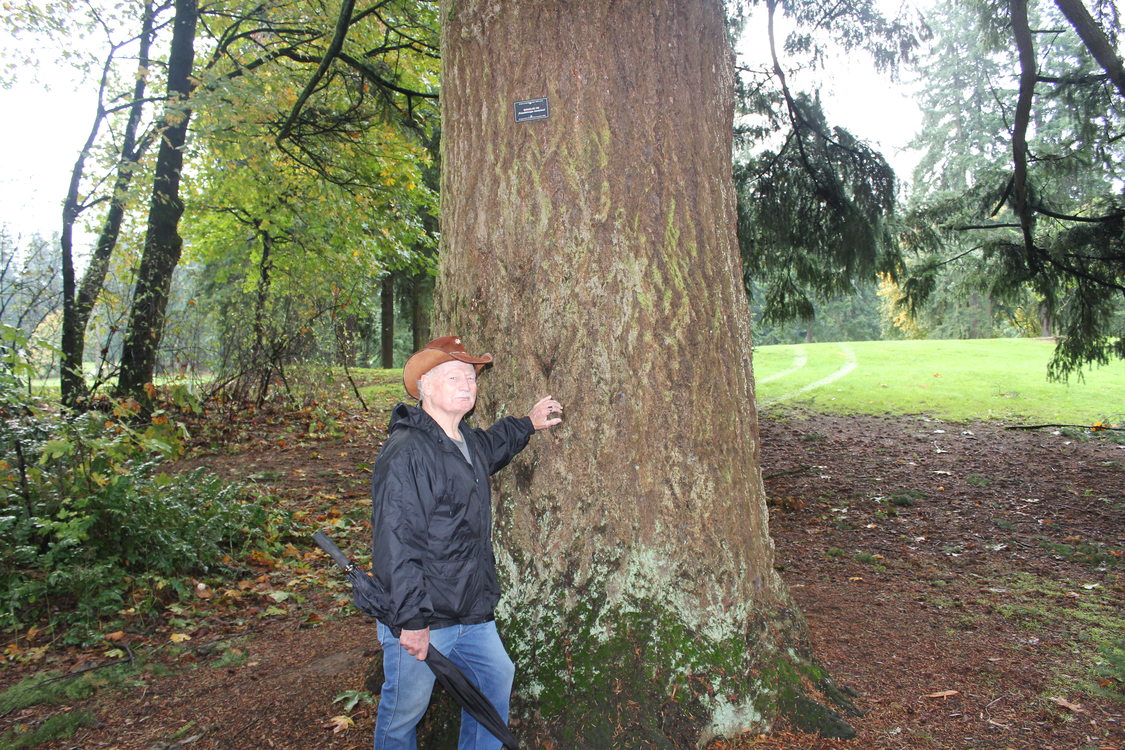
[731,0,923,333]
[901,0,1125,378]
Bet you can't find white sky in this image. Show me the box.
[0,4,927,244]
[734,0,928,180]
[0,75,99,244]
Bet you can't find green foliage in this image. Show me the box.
[6,0,441,404]
[731,1,922,336]
[0,661,146,748]
[333,689,375,712]
[0,710,97,749]
[735,94,902,329]
[903,0,1125,379]
[168,0,441,400]
[0,333,293,642]
[887,491,921,507]
[1037,538,1123,569]
[750,281,884,345]
[0,670,101,717]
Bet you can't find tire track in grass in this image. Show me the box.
[763,343,858,404]
[757,346,808,384]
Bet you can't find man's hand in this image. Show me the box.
[400,627,430,660]
[528,395,563,430]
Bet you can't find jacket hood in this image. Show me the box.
[388,402,467,444]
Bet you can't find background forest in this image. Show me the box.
[1,0,1122,394]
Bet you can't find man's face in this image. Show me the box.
[420,360,478,421]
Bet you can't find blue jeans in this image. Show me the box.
[374,620,514,750]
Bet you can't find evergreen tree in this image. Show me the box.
[904,0,1125,378]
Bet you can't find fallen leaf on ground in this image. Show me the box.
[1048,696,1086,713]
[924,690,960,699]
[325,715,354,734]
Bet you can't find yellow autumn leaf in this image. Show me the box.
[170,632,192,643]
[325,715,354,734]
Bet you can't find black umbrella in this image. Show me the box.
[312,530,520,750]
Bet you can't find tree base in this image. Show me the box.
[779,676,861,740]
[364,627,860,748]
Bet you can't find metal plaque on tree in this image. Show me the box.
[514,97,549,123]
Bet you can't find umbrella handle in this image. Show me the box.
[313,529,355,573]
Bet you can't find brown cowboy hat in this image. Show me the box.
[403,335,493,399]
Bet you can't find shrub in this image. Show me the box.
[0,328,294,642]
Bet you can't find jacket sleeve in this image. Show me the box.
[370,446,435,630]
[476,415,535,475]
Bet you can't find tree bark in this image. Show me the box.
[1054,0,1125,99]
[117,0,197,400]
[434,0,853,745]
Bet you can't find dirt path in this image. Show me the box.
[7,411,1123,749]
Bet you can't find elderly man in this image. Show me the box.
[370,335,562,750]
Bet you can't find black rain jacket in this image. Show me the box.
[370,402,534,631]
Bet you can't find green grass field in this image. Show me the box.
[752,338,1123,425]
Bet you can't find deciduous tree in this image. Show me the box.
[117,0,198,400]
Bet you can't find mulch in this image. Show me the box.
[4,410,1122,750]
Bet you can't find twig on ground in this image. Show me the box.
[1006,423,1123,431]
[764,465,813,480]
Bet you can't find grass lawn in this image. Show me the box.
[753,338,1123,425]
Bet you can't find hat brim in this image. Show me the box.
[403,350,492,399]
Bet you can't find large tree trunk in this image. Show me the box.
[433,0,854,745]
[117,0,197,400]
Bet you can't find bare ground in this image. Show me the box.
[3,408,1122,750]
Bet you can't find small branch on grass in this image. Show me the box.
[1006,423,1123,431]
[764,465,813,480]
[35,651,135,688]
[342,361,368,411]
